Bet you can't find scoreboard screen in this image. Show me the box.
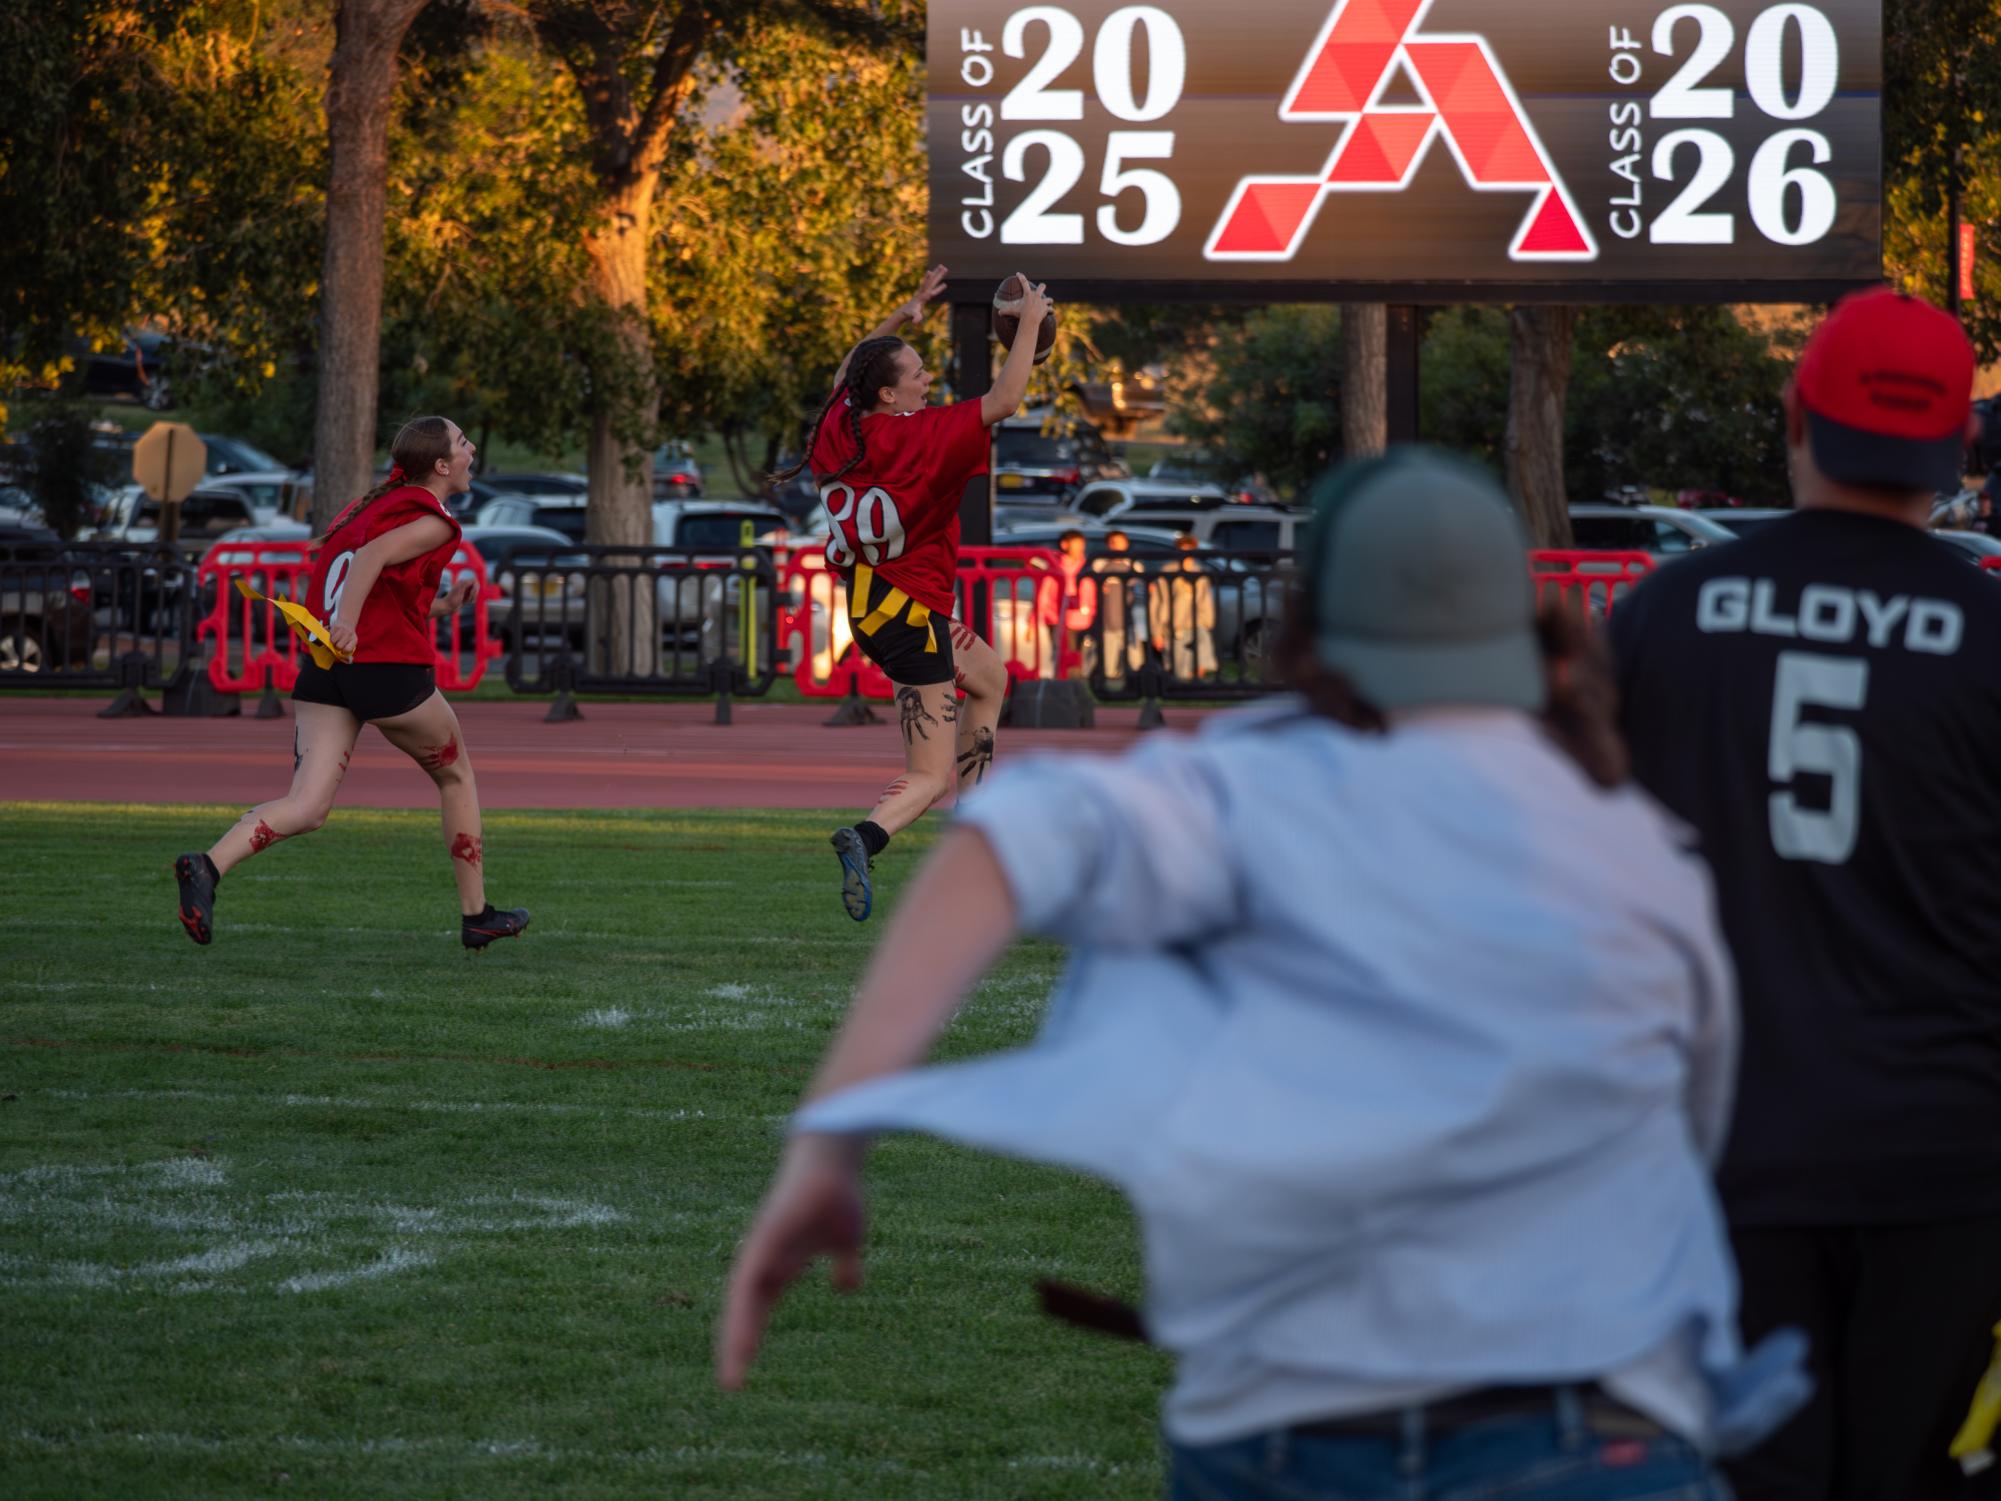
[926,0,1881,298]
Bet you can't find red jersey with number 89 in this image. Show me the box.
[307,485,462,664]
[809,397,990,615]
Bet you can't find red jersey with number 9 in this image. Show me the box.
[809,396,990,615]
[307,485,463,664]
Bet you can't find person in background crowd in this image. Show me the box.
[720,449,1806,1501]
[1056,529,1097,679]
[1611,288,2001,1501]
[1089,528,1142,683]
[173,416,529,952]
[1150,532,1218,680]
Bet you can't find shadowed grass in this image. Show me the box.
[0,804,1169,1500]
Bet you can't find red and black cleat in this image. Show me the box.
[174,853,218,945]
[461,904,530,952]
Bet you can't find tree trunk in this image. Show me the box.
[310,0,428,529]
[1504,305,1577,548]
[583,178,660,676]
[1340,304,1388,460]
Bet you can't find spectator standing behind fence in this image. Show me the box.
[1089,528,1143,683]
[768,265,1049,923]
[172,416,530,953]
[1609,289,2001,1501]
[1150,533,1218,681]
[719,449,1807,1500]
[1055,529,1097,679]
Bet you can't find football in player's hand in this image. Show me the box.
[992,274,1057,365]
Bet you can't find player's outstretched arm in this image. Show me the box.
[716,827,1018,1389]
[830,264,949,392]
[980,281,1051,427]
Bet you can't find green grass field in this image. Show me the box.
[1,804,1169,1500]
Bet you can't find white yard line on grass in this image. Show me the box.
[41,1087,714,1123]
[7,1429,925,1475]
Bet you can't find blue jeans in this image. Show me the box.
[1168,1389,1731,1501]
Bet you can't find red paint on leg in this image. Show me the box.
[451,833,483,866]
[878,777,910,801]
[419,737,460,773]
[248,820,287,853]
[950,623,977,652]
[337,749,353,777]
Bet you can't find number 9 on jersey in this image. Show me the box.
[821,483,907,569]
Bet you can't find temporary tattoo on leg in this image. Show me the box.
[956,727,996,787]
[291,728,301,775]
[450,833,483,866]
[418,736,460,773]
[248,819,288,854]
[896,687,938,745]
[939,696,959,724]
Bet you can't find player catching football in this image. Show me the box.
[172,416,530,952]
[774,265,1053,922]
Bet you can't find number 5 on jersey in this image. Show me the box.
[1769,650,1867,865]
[822,483,906,569]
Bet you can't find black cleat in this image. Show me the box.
[830,827,873,922]
[462,904,530,951]
[175,853,218,945]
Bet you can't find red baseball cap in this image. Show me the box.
[1795,287,1975,493]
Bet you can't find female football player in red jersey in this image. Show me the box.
[774,265,1053,922]
[173,416,529,952]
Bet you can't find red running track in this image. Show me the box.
[0,696,1213,809]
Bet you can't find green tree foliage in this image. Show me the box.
[1883,0,2001,355]
[0,0,184,409]
[1166,305,1344,498]
[18,403,120,538]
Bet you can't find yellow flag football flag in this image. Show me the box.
[232,577,352,668]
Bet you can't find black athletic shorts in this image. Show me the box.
[293,660,436,722]
[843,564,956,687]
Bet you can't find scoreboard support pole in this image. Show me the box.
[1387,304,1420,446]
[952,302,996,546]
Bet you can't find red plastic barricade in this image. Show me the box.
[778,546,1070,700]
[1527,550,1656,618]
[197,539,501,696]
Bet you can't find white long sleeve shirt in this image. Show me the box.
[799,699,1806,1452]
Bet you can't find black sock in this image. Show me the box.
[855,820,890,858]
[202,853,221,886]
[463,903,494,923]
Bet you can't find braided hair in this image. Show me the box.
[770,337,910,491]
[314,416,455,543]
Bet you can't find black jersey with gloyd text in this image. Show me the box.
[1611,509,2001,1226]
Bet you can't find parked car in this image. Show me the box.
[479,471,589,499]
[992,410,1126,504]
[80,332,178,409]
[201,434,285,476]
[1693,507,1792,538]
[1932,529,2001,564]
[0,525,96,672]
[455,524,587,654]
[1567,504,1737,555]
[473,495,587,541]
[1148,456,1279,506]
[195,469,308,523]
[652,441,703,500]
[94,485,267,544]
[650,502,787,659]
[1069,477,1231,520]
[1105,500,1308,553]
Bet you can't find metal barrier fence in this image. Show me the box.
[499,544,781,720]
[777,547,1071,705]
[195,539,501,705]
[776,545,1663,717]
[0,542,198,714]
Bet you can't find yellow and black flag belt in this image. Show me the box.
[849,563,938,654]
